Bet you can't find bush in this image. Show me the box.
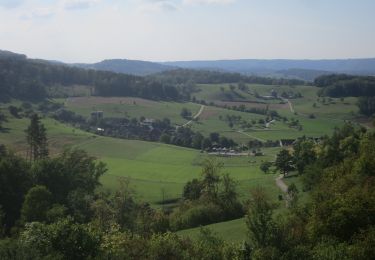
[170,202,224,230]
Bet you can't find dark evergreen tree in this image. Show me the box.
[26,114,48,161]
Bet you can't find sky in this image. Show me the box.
[0,0,374,63]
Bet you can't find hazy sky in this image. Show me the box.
[0,0,374,62]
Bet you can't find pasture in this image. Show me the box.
[0,103,282,206]
[63,96,201,125]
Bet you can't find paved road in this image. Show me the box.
[275,175,288,193]
[182,105,205,127]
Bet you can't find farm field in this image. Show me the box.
[0,103,282,206]
[0,82,365,242]
[58,88,354,146]
[190,83,360,141]
[76,137,282,204]
[63,96,202,125]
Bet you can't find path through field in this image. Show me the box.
[236,130,266,142]
[287,99,295,113]
[281,98,295,113]
[183,105,205,127]
[275,175,288,193]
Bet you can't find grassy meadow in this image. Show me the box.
[63,96,202,125]
[0,102,282,206]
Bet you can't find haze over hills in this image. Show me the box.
[73,57,375,80]
[162,58,375,79]
[2,49,375,81]
[73,59,176,76]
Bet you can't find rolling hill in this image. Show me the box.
[73,59,175,76]
[162,58,375,80]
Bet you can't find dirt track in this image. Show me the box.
[182,105,205,127]
[275,175,288,193]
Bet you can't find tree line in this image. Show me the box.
[315,74,375,97]
[315,74,375,117]
[0,54,307,103]
[0,56,185,101]
[149,68,307,86]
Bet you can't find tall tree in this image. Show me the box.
[275,149,294,177]
[293,138,316,175]
[200,159,222,201]
[26,114,48,161]
[246,188,278,249]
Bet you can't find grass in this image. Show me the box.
[177,218,248,243]
[63,96,202,125]
[0,101,282,206]
[82,137,282,204]
[0,83,361,242]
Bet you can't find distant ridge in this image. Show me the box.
[73,59,175,76]
[2,49,375,80]
[161,58,375,80]
[0,50,27,60]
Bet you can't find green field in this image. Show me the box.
[177,218,247,243]
[0,82,365,242]
[0,103,282,206]
[56,83,361,146]
[63,96,201,125]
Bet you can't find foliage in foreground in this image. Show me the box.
[0,123,375,259]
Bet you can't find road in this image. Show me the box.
[182,105,205,127]
[275,175,288,193]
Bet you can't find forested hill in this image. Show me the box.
[0,53,185,101]
[147,68,306,86]
[315,74,375,97]
[0,50,308,101]
[73,59,175,76]
[0,50,27,60]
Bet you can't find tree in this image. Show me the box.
[201,138,212,150]
[260,161,272,174]
[286,183,299,208]
[293,138,316,175]
[0,150,32,231]
[21,185,52,223]
[32,149,106,205]
[192,133,204,149]
[26,114,48,161]
[180,108,191,119]
[246,188,278,249]
[219,174,240,214]
[183,179,202,200]
[37,218,101,259]
[209,132,220,143]
[275,149,294,177]
[200,159,222,201]
[357,96,375,116]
